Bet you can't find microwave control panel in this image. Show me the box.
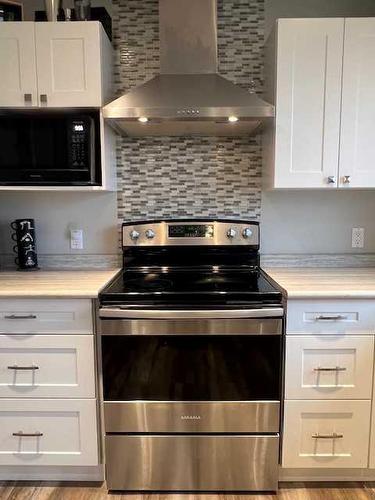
[69,118,92,168]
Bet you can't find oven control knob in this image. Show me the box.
[226,228,237,239]
[129,230,140,241]
[145,229,155,239]
[242,228,253,239]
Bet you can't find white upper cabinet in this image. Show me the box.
[0,23,38,107]
[265,17,375,190]
[266,18,344,189]
[35,22,111,107]
[0,21,112,108]
[339,18,375,188]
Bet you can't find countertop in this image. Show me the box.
[265,267,375,299]
[0,269,120,298]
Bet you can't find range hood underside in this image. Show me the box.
[103,74,274,137]
[106,118,269,137]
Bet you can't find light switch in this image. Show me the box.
[70,229,83,250]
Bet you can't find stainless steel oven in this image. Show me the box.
[98,219,284,492]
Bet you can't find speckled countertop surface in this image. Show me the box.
[265,268,375,299]
[0,270,120,298]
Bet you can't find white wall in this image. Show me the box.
[261,191,375,254]
[261,0,375,255]
[0,192,118,255]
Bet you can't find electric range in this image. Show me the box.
[98,219,284,492]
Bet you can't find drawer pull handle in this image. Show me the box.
[7,365,39,371]
[315,315,347,321]
[314,366,347,372]
[12,431,43,437]
[4,314,37,320]
[312,433,343,439]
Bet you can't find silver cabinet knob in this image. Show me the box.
[145,229,155,239]
[129,230,140,241]
[227,228,237,239]
[242,228,253,239]
[327,176,336,184]
[343,175,351,184]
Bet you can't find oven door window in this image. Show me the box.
[102,335,281,401]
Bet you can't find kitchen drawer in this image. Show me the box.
[0,299,92,334]
[0,335,95,398]
[282,400,371,468]
[287,299,375,335]
[106,434,279,491]
[285,335,374,399]
[0,399,98,466]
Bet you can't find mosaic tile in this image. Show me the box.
[113,0,265,226]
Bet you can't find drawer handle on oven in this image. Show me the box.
[7,365,39,371]
[312,433,343,439]
[314,366,346,372]
[315,315,347,321]
[12,431,43,437]
[4,314,37,320]
[99,307,284,319]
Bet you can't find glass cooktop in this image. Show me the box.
[99,268,282,307]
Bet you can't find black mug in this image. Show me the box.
[10,219,39,271]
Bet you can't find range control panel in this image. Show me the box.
[122,221,259,247]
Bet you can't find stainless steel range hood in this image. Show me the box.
[103,0,274,137]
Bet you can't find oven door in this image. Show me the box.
[99,311,283,434]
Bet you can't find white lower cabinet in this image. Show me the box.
[282,400,371,468]
[0,298,99,477]
[285,335,374,399]
[0,399,98,466]
[0,335,95,398]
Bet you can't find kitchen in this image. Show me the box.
[1,0,375,498]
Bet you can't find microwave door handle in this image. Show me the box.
[90,116,95,184]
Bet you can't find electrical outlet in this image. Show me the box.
[70,229,83,250]
[352,227,365,248]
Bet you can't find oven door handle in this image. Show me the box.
[99,308,284,319]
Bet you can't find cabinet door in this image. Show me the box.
[274,19,344,188]
[0,299,93,334]
[283,400,371,468]
[0,399,98,466]
[340,18,375,188]
[0,335,95,398]
[285,335,374,400]
[0,22,38,107]
[35,22,102,107]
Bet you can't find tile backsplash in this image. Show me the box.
[113,0,264,223]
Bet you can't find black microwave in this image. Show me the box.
[0,110,101,185]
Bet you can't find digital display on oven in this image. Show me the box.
[168,224,214,238]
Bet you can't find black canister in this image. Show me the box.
[10,219,39,271]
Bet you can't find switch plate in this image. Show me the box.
[352,227,364,248]
[70,229,83,250]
